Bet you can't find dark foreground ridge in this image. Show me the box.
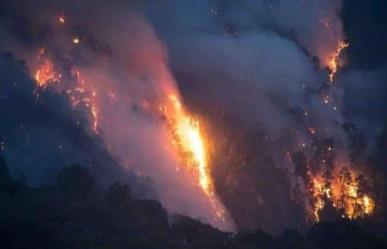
[0,157,386,249]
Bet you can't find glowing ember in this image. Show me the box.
[72,37,80,44]
[90,92,99,132]
[33,49,99,132]
[309,167,375,222]
[58,16,65,24]
[70,69,99,132]
[327,41,349,82]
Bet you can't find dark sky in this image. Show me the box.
[342,0,387,70]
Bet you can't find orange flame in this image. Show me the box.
[327,41,349,82]
[309,167,375,222]
[34,59,61,87]
[164,94,227,220]
[33,50,99,132]
[71,69,99,132]
[169,94,211,192]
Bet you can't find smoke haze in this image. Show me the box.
[0,0,385,234]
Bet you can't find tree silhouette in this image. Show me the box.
[56,164,95,200]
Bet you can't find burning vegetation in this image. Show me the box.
[161,93,229,224]
[309,167,375,222]
[2,0,384,236]
[29,11,377,231]
[326,41,349,82]
[33,48,99,132]
[300,36,374,222]
[34,49,61,87]
[30,13,231,229]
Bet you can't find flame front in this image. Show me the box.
[170,94,210,193]
[326,41,349,82]
[165,94,227,221]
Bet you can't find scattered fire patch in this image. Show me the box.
[8,5,380,233]
[33,49,99,132]
[309,167,375,221]
[34,49,61,87]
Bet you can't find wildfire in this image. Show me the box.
[163,94,227,220]
[33,48,228,225]
[34,59,61,87]
[71,69,99,132]
[90,95,98,131]
[33,50,99,132]
[309,167,375,222]
[167,94,212,193]
[327,41,349,82]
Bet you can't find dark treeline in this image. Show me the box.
[0,156,386,249]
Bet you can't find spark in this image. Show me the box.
[59,15,65,24]
[72,37,80,44]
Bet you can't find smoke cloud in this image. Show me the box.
[0,0,235,231]
[0,0,384,234]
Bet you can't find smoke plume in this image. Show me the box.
[0,0,384,234]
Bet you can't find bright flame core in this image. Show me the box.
[165,94,228,222]
[327,41,349,82]
[168,94,211,194]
